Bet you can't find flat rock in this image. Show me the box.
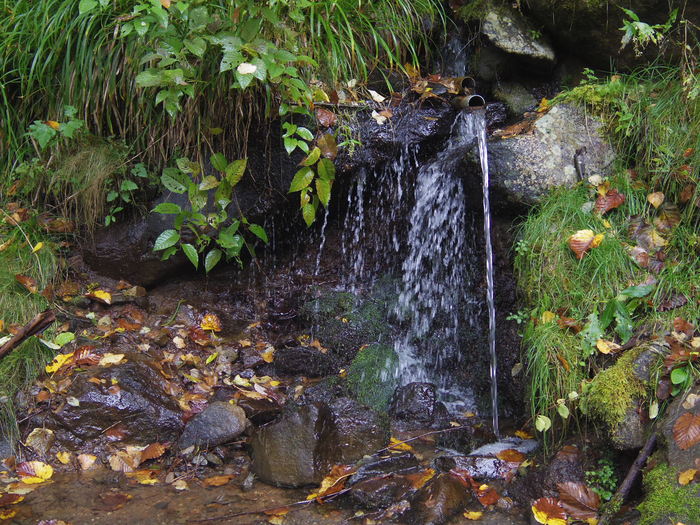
[482,8,555,64]
[178,401,249,450]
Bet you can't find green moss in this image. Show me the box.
[581,347,646,429]
[346,344,398,412]
[638,462,700,525]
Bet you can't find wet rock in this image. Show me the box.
[485,103,615,205]
[348,475,415,510]
[659,383,700,472]
[270,346,340,378]
[435,417,496,453]
[235,396,282,426]
[250,398,389,488]
[612,401,646,450]
[493,82,537,117]
[405,473,473,525]
[177,402,249,450]
[481,7,555,64]
[390,382,440,428]
[44,357,183,447]
[346,344,398,412]
[435,438,539,480]
[348,453,422,485]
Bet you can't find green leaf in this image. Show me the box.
[210,153,228,172]
[184,36,207,57]
[302,203,315,226]
[199,175,220,191]
[225,159,247,187]
[284,137,298,155]
[120,180,138,192]
[316,178,331,208]
[205,249,222,273]
[189,186,207,212]
[135,69,163,88]
[161,169,187,193]
[28,122,56,149]
[154,229,180,251]
[296,126,313,141]
[221,220,240,236]
[581,313,604,350]
[160,246,177,260]
[78,0,98,14]
[235,71,254,89]
[600,300,617,331]
[557,404,570,419]
[535,415,552,432]
[317,158,336,181]
[248,224,268,244]
[107,190,119,203]
[54,332,75,348]
[152,202,182,214]
[217,232,243,252]
[613,301,634,342]
[301,147,321,167]
[670,366,689,385]
[619,284,654,299]
[181,243,199,269]
[289,167,314,192]
[251,58,267,81]
[176,157,199,174]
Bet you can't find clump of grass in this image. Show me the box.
[0,218,59,444]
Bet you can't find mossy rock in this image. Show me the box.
[581,347,647,438]
[637,461,700,525]
[346,344,399,412]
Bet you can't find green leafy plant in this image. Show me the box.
[105,163,151,226]
[152,154,267,272]
[619,7,677,56]
[585,458,618,501]
[27,106,84,153]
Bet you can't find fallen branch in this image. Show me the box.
[598,431,657,525]
[0,310,56,360]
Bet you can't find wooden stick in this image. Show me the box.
[598,431,657,525]
[0,310,56,360]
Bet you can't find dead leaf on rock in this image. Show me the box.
[464,511,484,520]
[496,449,526,463]
[77,454,97,470]
[475,484,499,506]
[405,468,436,490]
[557,481,600,519]
[25,428,55,456]
[315,108,337,128]
[673,412,700,450]
[140,442,166,462]
[86,290,112,305]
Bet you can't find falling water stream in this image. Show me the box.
[341,108,499,431]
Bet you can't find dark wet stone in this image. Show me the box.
[250,398,389,488]
[145,327,171,347]
[237,348,265,370]
[612,401,646,450]
[390,382,438,427]
[405,473,473,525]
[177,401,249,450]
[434,455,512,480]
[348,475,415,510]
[348,453,421,486]
[435,417,496,453]
[44,357,183,448]
[235,396,282,426]
[271,346,340,378]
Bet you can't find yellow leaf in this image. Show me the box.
[200,314,222,332]
[90,290,112,305]
[602,219,612,229]
[98,353,125,367]
[515,430,534,439]
[532,505,567,525]
[32,242,44,253]
[238,339,252,348]
[647,192,665,208]
[591,233,605,248]
[160,0,171,7]
[46,120,60,130]
[77,454,97,470]
[268,517,284,525]
[388,437,414,452]
[56,451,72,464]
[464,511,484,520]
[261,347,275,363]
[541,311,557,324]
[233,375,252,388]
[173,479,188,491]
[596,339,621,354]
[586,519,599,525]
[0,509,17,520]
[126,470,160,485]
[0,238,13,252]
[678,469,697,485]
[568,229,595,259]
[16,461,53,484]
[45,352,74,373]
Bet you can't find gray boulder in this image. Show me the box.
[487,103,615,205]
[178,401,249,450]
[493,82,537,116]
[481,8,555,64]
[660,382,700,472]
[250,397,389,488]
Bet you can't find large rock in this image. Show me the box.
[178,401,249,450]
[481,8,556,64]
[486,103,615,205]
[250,398,389,487]
[660,382,700,472]
[43,356,183,448]
[405,474,474,525]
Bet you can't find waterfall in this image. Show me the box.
[341,109,498,421]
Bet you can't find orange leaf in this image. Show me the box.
[140,442,166,462]
[568,230,595,260]
[200,313,222,332]
[16,461,53,483]
[405,468,436,490]
[595,189,625,214]
[515,430,534,439]
[15,274,38,294]
[496,449,526,463]
[678,469,698,485]
[46,120,60,130]
[476,484,499,506]
[202,475,233,487]
[532,497,567,525]
[673,413,700,450]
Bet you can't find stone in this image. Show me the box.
[611,401,646,450]
[493,82,538,116]
[43,356,183,448]
[177,401,249,450]
[348,453,422,486]
[348,475,415,510]
[250,397,389,488]
[660,382,700,472]
[270,346,340,378]
[405,473,474,525]
[390,382,438,427]
[485,103,615,205]
[481,8,555,64]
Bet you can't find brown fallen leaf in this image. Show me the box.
[557,481,600,519]
[673,412,700,450]
[496,449,526,463]
[475,484,499,506]
[647,191,665,208]
[531,497,566,525]
[97,491,132,511]
[15,274,38,294]
[568,230,603,260]
[200,313,222,332]
[16,461,53,483]
[595,189,625,214]
[140,442,166,462]
[315,108,337,128]
[202,475,234,487]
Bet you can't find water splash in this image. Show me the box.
[465,110,499,437]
